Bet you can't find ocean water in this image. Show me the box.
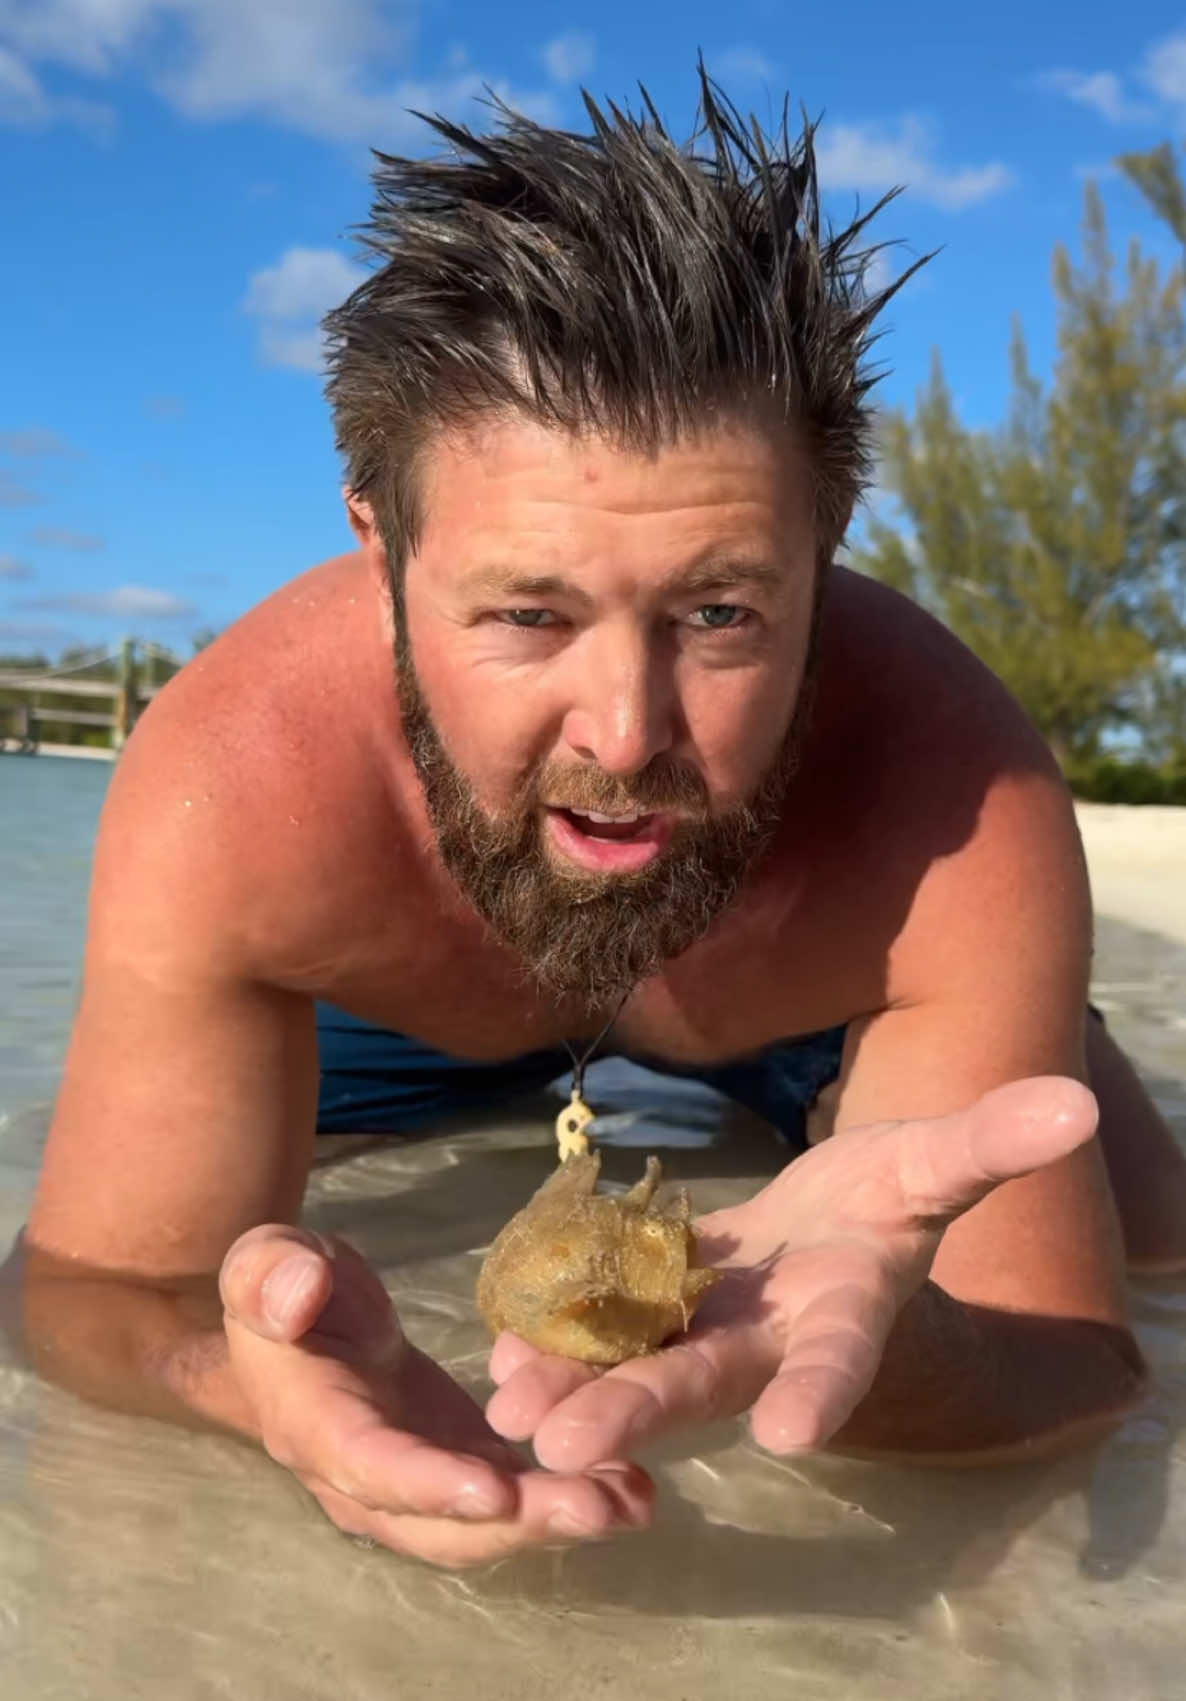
[1,753,1185,1700]
[0,755,112,1113]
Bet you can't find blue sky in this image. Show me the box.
[1,0,1184,656]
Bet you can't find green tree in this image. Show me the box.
[852,180,1186,768]
[1117,138,1186,765]
[1118,140,1186,246]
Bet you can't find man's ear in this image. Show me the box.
[344,488,379,549]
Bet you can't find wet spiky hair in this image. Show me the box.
[324,67,921,577]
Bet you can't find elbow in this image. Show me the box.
[976,1327,1150,1467]
[827,1311,1151,1468]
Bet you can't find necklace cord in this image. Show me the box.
[562,988,631,1102]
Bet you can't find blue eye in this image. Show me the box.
[691,604,749,630]
[502,608,556,628]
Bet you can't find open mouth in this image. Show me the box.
[544,806,674,872]
[557,807,655,841]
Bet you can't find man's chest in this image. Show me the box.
[301,829,885,1067]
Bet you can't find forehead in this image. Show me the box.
[413,412,815,571]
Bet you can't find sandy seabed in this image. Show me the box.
[0,806,1183,1700]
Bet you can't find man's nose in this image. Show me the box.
[560,625,678,776]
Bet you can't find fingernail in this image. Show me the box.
[449,1486,504,1520]
[262,1253,322,1329]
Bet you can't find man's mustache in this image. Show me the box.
[531,759,710,820]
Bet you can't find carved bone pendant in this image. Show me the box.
[476,1151,720,1365]
[554,1090,596,1160]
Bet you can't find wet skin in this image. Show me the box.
[23,414,1170,1568]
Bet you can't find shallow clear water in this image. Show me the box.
[0,755,112,1112]
[1,754,1185,1700]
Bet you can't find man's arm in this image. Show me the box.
[482,739,1146,1470]
[825,1280,1145,1464]
[821,754,1144,1459]
[24,690,653,1565]
[25,713,321,1433]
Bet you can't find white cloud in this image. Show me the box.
[22,584,197,617]
[0,39,41,103]
[31,525,104,550]
[242,245,369,374]
[0,426,76,455]
[1036,68,1152,124]
[243,246,366,322]
[1036,28,1186,128]
[861,247,893,295]
[712,46,779,85]
[335,68,558,146]
[0,0,158,75]
[0,39,112,129]
[0,470,40,506]
[541,31,595,86]
[0,618,78,646]
[815,115,1013,211]
[0,1,558,142]
[0,554,33,579]
[257,327,324,375]
[1144,28,1186,106]
[157,0,403,126]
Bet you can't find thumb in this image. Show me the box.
[219,1223,334,1343]
[894,1076,1099,1229]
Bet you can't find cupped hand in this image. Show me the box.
[220,1225,653,1567]
[485,1077,1098,1469]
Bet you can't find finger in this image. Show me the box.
[225,1295,528,1516]
[222,1225,402,1367]
[486,1349,602,1441]
[750,1363,874,1456]
[530,1315,774,1471]
[220,1224,334,1342]
[312,1459,654,1568]
[273,1382,522,1520]
[895,1077,1098,1229]
[748,1276,897,1455]
[488,1330,546,1386]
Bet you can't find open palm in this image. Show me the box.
[485,1077,1099,1468]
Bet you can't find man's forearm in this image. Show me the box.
[830,1281,1148,1464]
[17,1238,258,1439]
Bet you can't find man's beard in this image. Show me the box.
[394,618,811,1013]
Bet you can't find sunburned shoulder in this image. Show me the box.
[138,550,394,785]
[91,551,415,977]
[816,569,1050,767]
[144,551,384,751]
[811,567,1068,827]
[794,570,1088,999]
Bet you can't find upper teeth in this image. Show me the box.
[572,808,646,823]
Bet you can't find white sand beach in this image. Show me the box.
[1077,804,1186,948]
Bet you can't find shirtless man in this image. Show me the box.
[22,85,1186,1570]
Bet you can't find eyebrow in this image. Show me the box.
[459,559,787,603]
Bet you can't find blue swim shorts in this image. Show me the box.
[315,1001,848,1155]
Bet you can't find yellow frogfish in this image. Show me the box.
[477,1151,719,1365]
